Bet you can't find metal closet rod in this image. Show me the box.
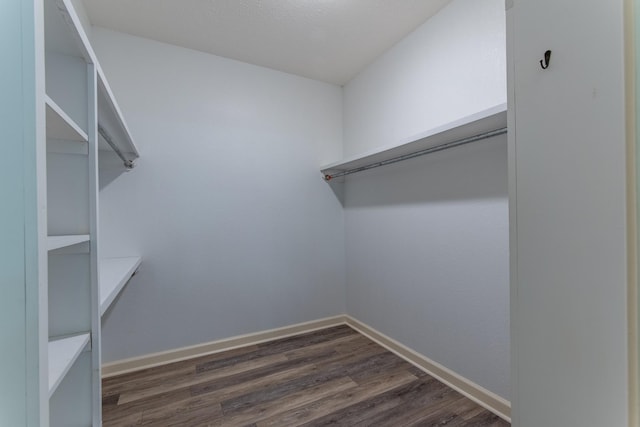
[324,127,507,181]
[98,125,135,170]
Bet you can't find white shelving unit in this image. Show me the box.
[100,257,142,316]
[0,0,144,424]
[48,333,90,397]
[321,103,507,180]
[44,0,99,423]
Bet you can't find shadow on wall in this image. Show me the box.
[342,134,507,208]
[324,179,346,205]
[99,150,132,190]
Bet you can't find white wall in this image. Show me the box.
[92,0,511,401]
[508,0,629,425]
[342,0,510,399]
[91,28,346,362]
[343,0,506,158]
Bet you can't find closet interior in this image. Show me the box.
[2,0,634,425]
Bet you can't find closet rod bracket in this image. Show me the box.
[98,124,137,171]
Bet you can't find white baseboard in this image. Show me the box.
[101,314,510,422]
[101,315,347,377]
[343,316,511,423]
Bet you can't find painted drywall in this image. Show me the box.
[342,0,510,399]
[343,0,506,158]
[91,28,346,362]
[508,0,629,425]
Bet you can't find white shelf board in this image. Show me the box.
[100,256,142,316]
[45,95,88,142]
[97,68,140,159]
[47,235,90,251]
[44,0,93,61]
[48,333,90,397]
[320,103,507,177]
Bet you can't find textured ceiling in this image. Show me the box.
[81,0,451,85]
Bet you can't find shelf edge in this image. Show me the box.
[321,103,507,175]
[99,256,142,316]
[97,68,140,159]
[47,234,90,251]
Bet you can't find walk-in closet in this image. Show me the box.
[1,0,636,426]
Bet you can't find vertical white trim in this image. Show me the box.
[87,62,102,426]
[627,0,639,425]
[505,1,519,425]
[29,0,49,423]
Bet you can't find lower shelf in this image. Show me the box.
[100,256,142,316]
[47,235,90,251]
[48,333,90,397]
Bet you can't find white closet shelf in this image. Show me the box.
[100,256,142,316]
[45,95,88,142]
[97,69,140,164]
[47,235,90,251]
[320,103,507,179]
[48,333,90,397]
[44,0,92,61]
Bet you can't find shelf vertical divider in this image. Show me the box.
[87,60,102,426]
[34,0,50,420]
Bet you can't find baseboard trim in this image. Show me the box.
[343,316,511,423]
[101,314,510,422]
[101,315,347,377]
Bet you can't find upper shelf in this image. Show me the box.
[44,0,139,166]
[321,103,507,180]
[97,69,140,162]
[99,256,142,316]
[45,95,88,142]
[44,0,92,61]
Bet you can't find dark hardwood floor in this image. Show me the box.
[102,325,509,426]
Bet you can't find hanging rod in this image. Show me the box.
[98,125,135,170]
[323,127,507,181]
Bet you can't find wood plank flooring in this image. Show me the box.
[103,325,509,426]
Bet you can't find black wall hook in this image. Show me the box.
[540,50,552,69]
